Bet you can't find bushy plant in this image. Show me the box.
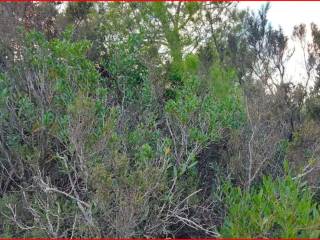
[164,54,244,180]
[3,3,320,238]
[221,165,320,238]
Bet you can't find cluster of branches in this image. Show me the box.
[0,2,320,238]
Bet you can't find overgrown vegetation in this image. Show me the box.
[1,2,320,237]
[222,163,320,238]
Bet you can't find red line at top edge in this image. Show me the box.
[0,239,316,240]
[14,0,320,1]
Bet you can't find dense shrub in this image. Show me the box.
[221,166,320,238]
[1,2,320,238]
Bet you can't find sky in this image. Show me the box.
[239,2,320,36]
[239,2,320,86]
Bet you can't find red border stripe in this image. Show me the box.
[0,0,320,2]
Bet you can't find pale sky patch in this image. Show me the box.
[239,1,320,86]
[239,2,320,36]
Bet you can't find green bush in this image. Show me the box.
[221,169,320,238]
[2,3,319,238]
